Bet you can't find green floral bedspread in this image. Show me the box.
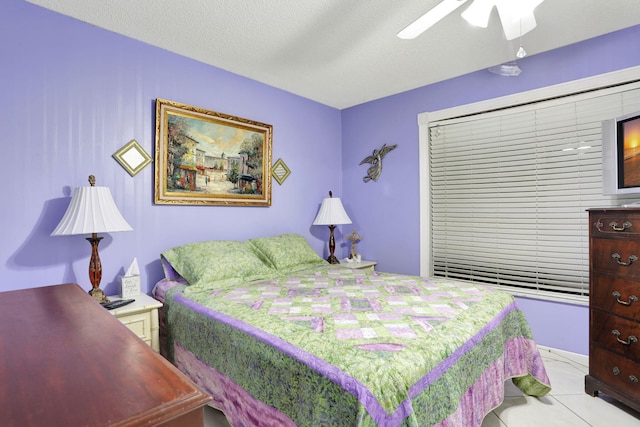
[163,265,551,426]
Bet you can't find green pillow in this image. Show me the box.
[160,240,275,287]
[246,234,327,272]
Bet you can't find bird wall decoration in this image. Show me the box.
[359,143,397,183]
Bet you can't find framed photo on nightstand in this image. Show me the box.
[120,275,141,299]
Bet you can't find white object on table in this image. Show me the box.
[120,257,141,298]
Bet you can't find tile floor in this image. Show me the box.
[203,346,640,427]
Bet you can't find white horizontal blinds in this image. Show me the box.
[429,83,640,299]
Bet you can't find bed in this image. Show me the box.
[153,234,551,426]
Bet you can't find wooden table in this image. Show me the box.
[0,283,211,426]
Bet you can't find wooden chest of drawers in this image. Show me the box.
[0,283,211,426]
[586,208,640,412]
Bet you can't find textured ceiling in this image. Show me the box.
[26,0,640,109]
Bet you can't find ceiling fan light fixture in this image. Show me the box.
[398,0,468,39]
[496,0,544,39]
[461,0,494,28]
[498,8,537,40]
[397,0,544,41]
[497,0,544,22]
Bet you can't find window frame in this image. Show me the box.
[418,66,640,305]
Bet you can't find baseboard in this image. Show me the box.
[537,344,588,368]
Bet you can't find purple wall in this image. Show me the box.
[4,0,640,355]
[341,25,640,355]
[2,0,342,295]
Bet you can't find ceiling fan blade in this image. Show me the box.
[398,0,469,39]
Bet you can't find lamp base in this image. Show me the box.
[326,255,340,264]
[89,287,109,303]
[326,224,341,264]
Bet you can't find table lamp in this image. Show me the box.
[313,191,352,264]
[51,175,133,303]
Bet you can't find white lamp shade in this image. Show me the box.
[313,196,352,226]
[51,186,133,236]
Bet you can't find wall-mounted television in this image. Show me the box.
[602,111,640,195]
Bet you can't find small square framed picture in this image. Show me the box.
[272,158,291,185]
[113,139,152,176]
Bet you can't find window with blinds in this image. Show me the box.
[427,82,640,303]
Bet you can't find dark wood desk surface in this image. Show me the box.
[0,283,211,426]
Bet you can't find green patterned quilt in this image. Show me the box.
[159,265,551,426]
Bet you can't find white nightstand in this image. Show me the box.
[106,293,163,352]
[338,260,377,272]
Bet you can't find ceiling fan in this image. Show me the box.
[398,0,545,41]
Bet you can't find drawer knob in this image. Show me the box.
[612,329,638,346]
[612,291,639,306]
[630,375,639,383]
[609,221,633,231]
[613,367,621,375]
[611,253,638,266]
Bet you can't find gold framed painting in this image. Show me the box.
[154,98,272,206]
